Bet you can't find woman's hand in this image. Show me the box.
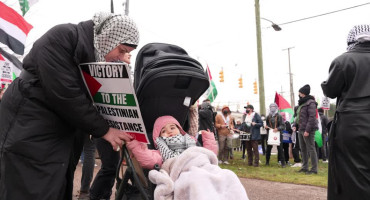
[103,128,133,151]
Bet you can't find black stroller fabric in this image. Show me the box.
[115,43,209,200]
[134,43,209,144]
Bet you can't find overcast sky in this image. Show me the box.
[22,0,370,112]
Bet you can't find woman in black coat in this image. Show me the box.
[0,13,139,200]
[265,103,286,167]
[321,24,370,200]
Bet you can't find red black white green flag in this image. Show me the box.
[0,2,33,55]
[274,92,294,122]
[203,64,217,102]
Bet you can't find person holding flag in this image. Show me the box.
[293,84,318,175]
[0,12,139,200]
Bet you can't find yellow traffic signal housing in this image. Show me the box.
[253,81,258,94]
[238,77,243,88]
[219,70,224,82]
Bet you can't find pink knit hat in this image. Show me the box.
[152,116,186,146]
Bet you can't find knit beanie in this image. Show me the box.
[152,116,186,147]
[299,84,310,95]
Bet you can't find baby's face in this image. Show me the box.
[160,123,180,138]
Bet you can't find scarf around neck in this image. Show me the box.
[298,95,315,106]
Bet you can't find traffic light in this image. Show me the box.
[238,76,243,88]
[253,81,258,94]
[219,69,224,82]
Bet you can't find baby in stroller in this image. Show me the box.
[126,115,217,168]
[127,115,248,200]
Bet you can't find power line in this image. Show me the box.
[278,2,370,26]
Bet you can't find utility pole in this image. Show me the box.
[254,0,266,116]
[282,47,295,108]
[280,86,285,97]
[123,0,130,15]
[110,0,114,13]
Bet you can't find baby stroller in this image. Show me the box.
[115,43,210,200]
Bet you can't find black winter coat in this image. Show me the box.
[266,114,285,132]
[241,113,263,140]
[319,113,329,135]
[198,105,215,132]
[0,20,108,200]
[321,43,370,200]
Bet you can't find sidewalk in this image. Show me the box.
[73,159,327,200]
[241,178,327,200]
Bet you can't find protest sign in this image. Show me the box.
[0,49,22,90]
[321,96,330,110]
[79,62,149,144]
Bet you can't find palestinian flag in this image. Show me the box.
[19,0,39,16]
[0,2,33,55]
[275,92,294,122]
[315,109,323,148]
[0,47,22,89]
[203,64,217,102]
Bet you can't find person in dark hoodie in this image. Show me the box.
[0,12,138,200]
[294,84,318,175]
[322,24,370,200]
[316,107,329,163]
[198,99,216,134]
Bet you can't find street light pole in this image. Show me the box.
[254,0,266,116]
[261,17,282,31]
[282,47,295,108]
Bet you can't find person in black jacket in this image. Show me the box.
[321,24,370,200]
[291,106,302,168]
[317,107,329,163]
[265,103,286,167]
[294,84,318,175]
[280,112,292,165]
[198,99,215,134]
[241,105,263,167]
[0,12,139,200]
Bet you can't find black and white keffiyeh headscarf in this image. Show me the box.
[93,12,140,62]
[347,24,370,51]
[269,103,279,116]
[156,134,196,161]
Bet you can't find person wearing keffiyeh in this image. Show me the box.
[264,103,286,167]
[0,12,138,200]
[88,13,141,200]
[322,24,370,200]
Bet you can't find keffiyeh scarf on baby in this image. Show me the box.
[156,134,196,161]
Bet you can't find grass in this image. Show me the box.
[220,151,328,188]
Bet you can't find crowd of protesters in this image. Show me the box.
[0,7,368,199]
